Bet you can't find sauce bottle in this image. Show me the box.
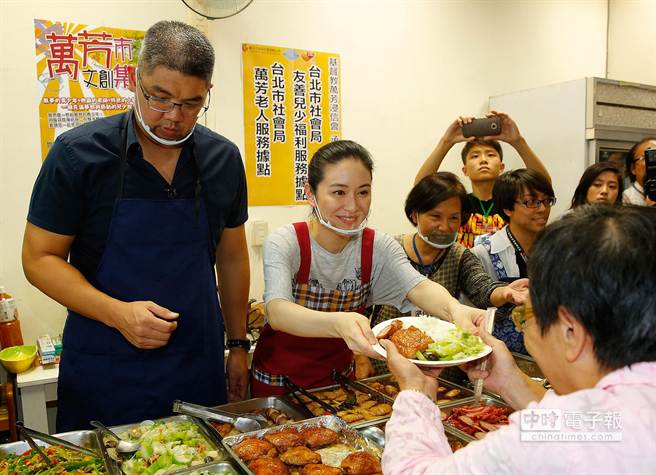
[0,286,24,348]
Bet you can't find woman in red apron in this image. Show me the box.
[252,140,485,397]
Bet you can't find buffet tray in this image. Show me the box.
[0,429,112,473]
[222,415,382,475]
[359,373,474,405]
[290,382,396,430]
[172,461,240,474]
[439,395,513,441]
[101,415,229,475]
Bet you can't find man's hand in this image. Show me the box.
[380,339,440,400]
[226,348,249,402]
[484,111,522,145]
[442,116,475,147]
[112,301,178,349]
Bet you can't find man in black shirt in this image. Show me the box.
[415,111,550,248]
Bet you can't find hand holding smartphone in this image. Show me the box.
[461,117,502,138]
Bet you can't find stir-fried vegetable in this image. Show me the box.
[118,420,220,475]
[0,445,105,475]
[416,327,485,361]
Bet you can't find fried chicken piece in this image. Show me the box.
[264,428,305,452]
[279,446,321,465]
[248,457,290,475]
[367,403,392,416]
[376,319,403,339]
[389,325,434,358]
[301,464,344,475]
[355,393,371,404]
[338,412,365,423]
[359,400,377,410]
[301,427,340,448]
[340,451,382,475]
[384,384,399,398]
[233,438,278,461]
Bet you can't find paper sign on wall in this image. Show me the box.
[34,19,144,160]
[242,44,342,206]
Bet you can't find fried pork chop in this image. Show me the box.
[340,451,382,475]
[233,437,277,461]
[375,319,403,339]
[248,457,290,475]
[301,464,344,475]
[264,428,305,452]
[279,446,322,465]
[301,427,340,448]
[389,325,434,358]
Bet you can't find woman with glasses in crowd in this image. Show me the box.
[365,172,528,376]
[623,137,656,206]
[570,162,624,208]
[471,169,555,354]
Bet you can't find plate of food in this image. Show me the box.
[371,316,492,367]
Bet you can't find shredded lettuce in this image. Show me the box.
[420,327,485,361]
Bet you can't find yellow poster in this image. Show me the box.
[34,19,144,160]
[242,44,342,206]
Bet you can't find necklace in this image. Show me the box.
[478,198,495,218]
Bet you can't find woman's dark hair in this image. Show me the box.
[461,139,503,164]
[307,140,374,192]
[570,162,623,209]
[492,169,554,222]
[530,205,656,371]
[404,172,469,226]
[624,137,656,182]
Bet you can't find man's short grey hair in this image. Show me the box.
[139,20,214,83]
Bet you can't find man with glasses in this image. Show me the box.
[623,137,656,206]
[23,21,250,431]
[381,204,656,474]
[471,168,555,353]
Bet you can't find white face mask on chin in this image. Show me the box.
[133,70,195,147]
[417,229,458,249]
[313,202,368,237]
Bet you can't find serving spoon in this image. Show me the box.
[90,420,140,454]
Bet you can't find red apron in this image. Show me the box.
[251,222,374,396]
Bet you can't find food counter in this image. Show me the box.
[1,371,518,474]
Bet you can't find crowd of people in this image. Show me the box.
[21,19,655,473]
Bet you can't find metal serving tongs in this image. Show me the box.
[17,421,98,464]
[332,370,390,404]
[173,400,263,433]
[283,377,338,415]
[472,307,497,404]
[331,369,357,409]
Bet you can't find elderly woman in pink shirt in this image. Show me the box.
[382,204,656,474]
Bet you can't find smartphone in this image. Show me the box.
[461,117,502,138]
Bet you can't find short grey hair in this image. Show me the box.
[139,20,214,83]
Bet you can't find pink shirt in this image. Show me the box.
[383,362,656,474]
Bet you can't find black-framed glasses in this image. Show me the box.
[515,197,557,209]
[511,305,535,332]
[138,74,210,119]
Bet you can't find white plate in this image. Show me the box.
[371,316,492,367]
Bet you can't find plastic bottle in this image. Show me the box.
[0,286,24,348]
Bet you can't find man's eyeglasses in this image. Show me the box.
[515,197,557,209]
[511,304,535,332]
[138,75,210,119]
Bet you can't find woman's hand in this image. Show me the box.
[449,302,486,333]
[380,339,440,400]
[335,312,384,360]
[492,278,529,306]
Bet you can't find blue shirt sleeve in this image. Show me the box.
[27,136,84,236]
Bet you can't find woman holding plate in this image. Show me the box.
[250,140,493,397]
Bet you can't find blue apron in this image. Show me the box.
[56,114,226,432]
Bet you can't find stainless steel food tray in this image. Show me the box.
[290,382,396,430]
[222,415,381,475]
[0,429,112,472]
[359,373,474,405]
[213,395,312,423]
[171,460,240,474]
[439,395,512,441]
[101,415,229,475]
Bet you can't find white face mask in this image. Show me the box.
[133,69,196,147]
[313,201,368,237]
[417,229,458,249]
